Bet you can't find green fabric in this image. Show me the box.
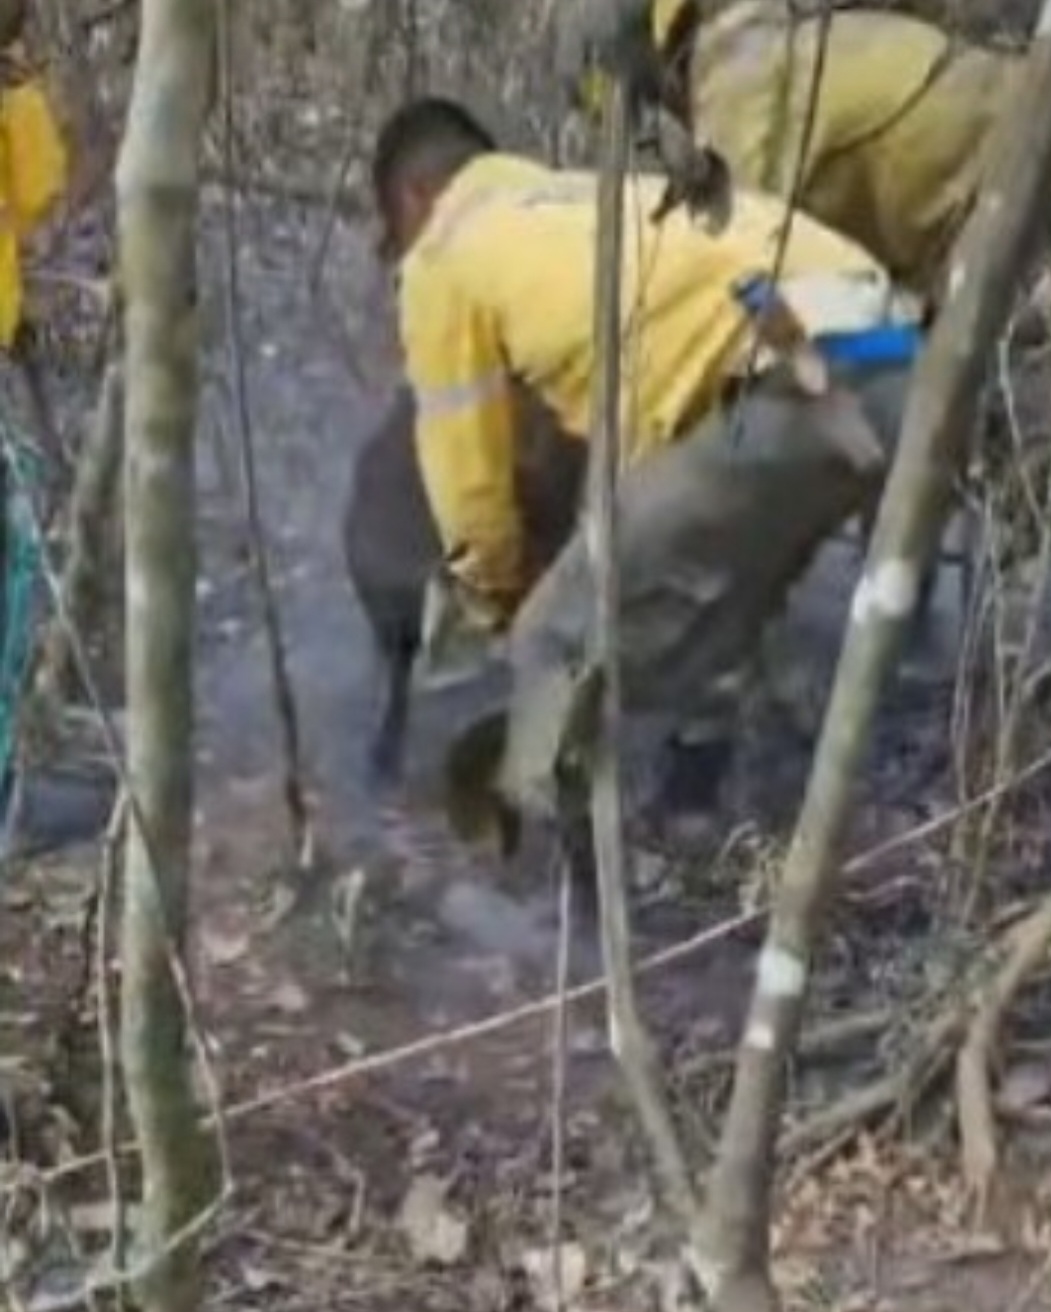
[0,423,42,808]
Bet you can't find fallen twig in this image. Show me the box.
[681,1007,895,1082]
[1005,1247,1051,1312]
[784,1003,967,1165]
[957,891,1051,1223]
[795,1008,895,1063]
[549,854,573,1312]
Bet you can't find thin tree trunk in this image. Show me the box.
[35,344,123,704]
[586,76,707,1257]
[697,7,1051,1308]
[116,1,216,1309]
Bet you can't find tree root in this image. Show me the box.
[957,891,1051,1223]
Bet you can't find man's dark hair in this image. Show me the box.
[372,97,497,207]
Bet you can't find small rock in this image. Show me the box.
[999,1060,1051,1114]
[632,849,667,894]
[70,1200,141,1235]
[333,1031,366,1060]
[409,1126,441,1167]
[522,1241,589,1310]
[615,1243,644,1279]
[397,1174,469,1267]
[570,1026,606,1058]
[241,1262,286,1293]
[269,980,310,1015]
[201,927,251,967]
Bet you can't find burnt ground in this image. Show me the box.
[3,192,1051,1311]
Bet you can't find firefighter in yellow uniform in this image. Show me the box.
[0,2,68,350]
[372,98,923,831]
[0,1,68,838]
[558,0,1022,302]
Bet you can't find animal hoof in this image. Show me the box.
[442,711,519,855]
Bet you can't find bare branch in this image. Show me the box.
[585,77,706,1255]
[957,892,1051,1221]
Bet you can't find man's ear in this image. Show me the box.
[403,175,433,218]
[374,181,405,264]
[374,227,396,264]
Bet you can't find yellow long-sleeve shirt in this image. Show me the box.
[681,2,1018,297]
[0,61,68,346]
[399,151,898,623]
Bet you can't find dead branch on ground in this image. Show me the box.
[957,892,1051,1222]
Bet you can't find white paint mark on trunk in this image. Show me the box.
[850,557,919,624]
[756,944,806,998]
[607,1007,622,1059]
[745,1021,776,1051]
[947,261,966,300]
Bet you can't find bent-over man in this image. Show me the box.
[372,96,924,832]
[558,0,1021,302]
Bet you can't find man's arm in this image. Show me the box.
[400,255,524,631]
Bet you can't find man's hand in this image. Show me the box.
[420,568,508,682]
[552,0,659,96]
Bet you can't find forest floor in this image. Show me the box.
[2,192,1051,1312]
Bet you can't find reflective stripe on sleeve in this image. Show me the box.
[415,369,508,422]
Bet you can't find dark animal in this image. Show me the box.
[343,384,585,787]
